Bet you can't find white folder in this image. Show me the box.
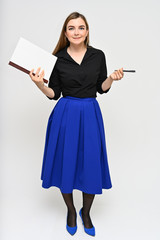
[8,37,57,83]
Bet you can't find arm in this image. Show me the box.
[34,82,55,99]
[29,61,62,100]
[102,68,124,91]
[101,75,114,92]
[97,51,124,93]
[96,51,112,94]
[46,63,62,100]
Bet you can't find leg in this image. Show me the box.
[82,192,95,228]
[60,191,76,227]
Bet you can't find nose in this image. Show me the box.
[74,28,79,35]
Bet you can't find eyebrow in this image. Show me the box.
[67,25,85,28]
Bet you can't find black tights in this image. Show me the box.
[61,191,95,228]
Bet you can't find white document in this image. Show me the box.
[8,37,57,83]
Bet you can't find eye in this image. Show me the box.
[68,27,85,30]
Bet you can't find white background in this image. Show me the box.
[1,0,160,239]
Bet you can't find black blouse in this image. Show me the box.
[47,45,111,100]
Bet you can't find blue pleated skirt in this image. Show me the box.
[40,96,112,194]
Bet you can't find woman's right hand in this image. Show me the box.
[29,67,45,88]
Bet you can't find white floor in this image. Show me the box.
[1,180,159,240]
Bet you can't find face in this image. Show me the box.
[65,17,88,46]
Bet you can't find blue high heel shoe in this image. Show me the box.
[79,208,95,236]
[66,211,77,235]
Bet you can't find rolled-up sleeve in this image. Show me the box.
[96,51,111,94]
[47,61,62,100]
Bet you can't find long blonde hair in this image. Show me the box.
[52,11,91,55]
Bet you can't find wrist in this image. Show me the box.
[35,81,45,90]
[108,75,114,82]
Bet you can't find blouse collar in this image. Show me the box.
[55,45,98,63]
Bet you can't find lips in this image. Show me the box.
[73,37,81,39]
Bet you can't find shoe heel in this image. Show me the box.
[79,208,95,236]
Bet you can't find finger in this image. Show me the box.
[29,69,34,75]
[119,68,124,76]
[116,70,121,79]
[118,69,124,78]
[112,71,117,79]
[35,67,41,77]
[39,69,45,78]
[29,69,35,78]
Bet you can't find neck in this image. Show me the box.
[68,43,87,52]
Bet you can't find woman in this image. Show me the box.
[29,11,124,236]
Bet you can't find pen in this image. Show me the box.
[114,70,136,72]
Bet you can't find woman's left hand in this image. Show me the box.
[110,68,124,81]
